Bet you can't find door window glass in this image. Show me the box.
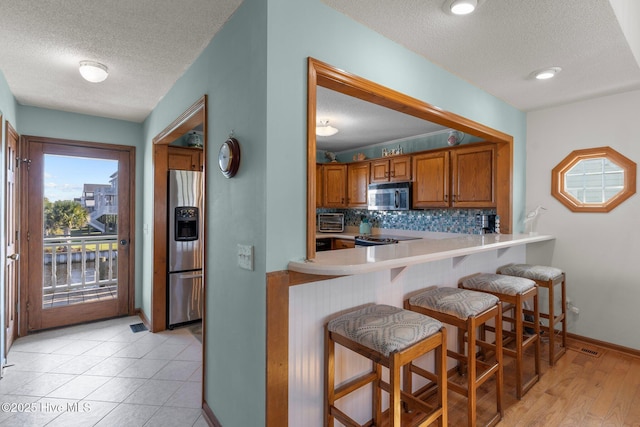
[43,155,119,308]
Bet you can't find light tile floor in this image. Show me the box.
[0,316,206,426]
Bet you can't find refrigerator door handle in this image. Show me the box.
[175,272,204,280]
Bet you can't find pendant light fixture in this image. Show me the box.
[79,61,109,83]
[316,120,339,137]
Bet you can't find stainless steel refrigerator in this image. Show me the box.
[167,170,203,328]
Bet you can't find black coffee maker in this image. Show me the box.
[476,214,497,234]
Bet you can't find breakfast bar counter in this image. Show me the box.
[278,232,557,426]
[290,233,555,276]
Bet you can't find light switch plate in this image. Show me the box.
[237,244,254,271]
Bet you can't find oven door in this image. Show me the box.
[316,238,333,252]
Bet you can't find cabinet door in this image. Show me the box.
[370,159,390,183]
[323,164,347,208]
[412,151,450,208]
[451,145,496,207]
[333,239,355,250]
[168,146,202,171]
[348,162,370,207]
[316,164,323,208]
[390,156,411,181]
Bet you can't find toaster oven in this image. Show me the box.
[317,213,344,232]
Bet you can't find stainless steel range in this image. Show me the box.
[354,235,420,247]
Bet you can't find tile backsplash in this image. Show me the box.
[318,208,498,234]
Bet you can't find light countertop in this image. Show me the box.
[290,233,555,276]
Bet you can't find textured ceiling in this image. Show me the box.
[0,0,639,127]
[0,0,242,122]
[317,86,447,152]
[322,0,640,112]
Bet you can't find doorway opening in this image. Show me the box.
[151,95,207,333]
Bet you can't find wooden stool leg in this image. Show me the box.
[389,354,402,427]
[514,295,524,399]
[495,306,504,420]
[547,281,555,366]
[374,362,382,425]
[324,327,335,427]
[560,276,567,349]
[467,319,477,427]
[533,293,541,379]
[458,324,467,376]
[436,332,448,427]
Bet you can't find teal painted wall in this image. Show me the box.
[266,0,526,273]
[17,105,142,146]
[0,0,527,425]
[138,0,526,425]
[318,132,483,164]
[141,0,268,425]
[0,70,18,364]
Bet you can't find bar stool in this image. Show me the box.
[497,264,567,366]
[459,273,540,399]
[325,304,447,427]
[405,286,503,427]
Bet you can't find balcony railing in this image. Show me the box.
[43,235,118,308]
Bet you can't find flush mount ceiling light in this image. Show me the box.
[449,0,478,15]
[79,60,109,83]
[533,67,562,80]
[316,120,339,137]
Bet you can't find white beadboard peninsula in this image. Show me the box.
[279,233,555,426]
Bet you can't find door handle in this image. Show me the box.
[7,253,19,261]
[120,239,128,246]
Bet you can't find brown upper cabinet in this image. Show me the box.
[412,150,450,208]
[316,164,323,208]
[370,156,411,183]
[347,162,370,207]
[319,143,497,210]
[168,146,203,171]
[413,143,496,208]
[451,144,496,207]
[322,163,347,208]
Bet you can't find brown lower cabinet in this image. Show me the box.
[333,238,355,250]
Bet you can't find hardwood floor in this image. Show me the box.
[435,337,640,426]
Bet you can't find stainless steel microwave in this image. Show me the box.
[367,182,411,211]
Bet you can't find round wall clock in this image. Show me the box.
[218,137,240,178]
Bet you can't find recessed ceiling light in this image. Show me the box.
[443,0,485,16]
[534,67,562,80]
[450,0,478,15]
[79,61,109,83]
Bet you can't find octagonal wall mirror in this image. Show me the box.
[551,146,637,213]
[306,58,516,259]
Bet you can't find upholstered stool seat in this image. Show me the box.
[325,304,447,427]
[406,287,503,427]
[460,273,541,399]
[497,264,567,366]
